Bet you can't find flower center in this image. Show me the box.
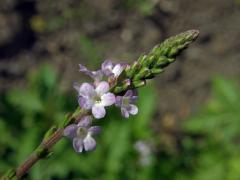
[94,95,102,104]
[122,97,129,106]
[77,127,88,138]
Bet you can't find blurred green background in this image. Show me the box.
[1,0,240,179]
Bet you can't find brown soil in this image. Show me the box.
[0,0,240,139]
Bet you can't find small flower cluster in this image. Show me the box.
[63,30,200,153]
[64,60,139,153]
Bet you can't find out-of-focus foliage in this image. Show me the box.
[1,64,240,180]
[0,65,76,175]
[183,77,240,180]
[0,64,158,179]
[120,0,156,15]
[235,0,240,6]
[1,0,240,179]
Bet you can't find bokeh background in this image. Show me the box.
[1,0,240,179]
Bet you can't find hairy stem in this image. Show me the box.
[15,128,64,178]
[1,109,88,180]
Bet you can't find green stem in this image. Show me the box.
[15,128,64,178]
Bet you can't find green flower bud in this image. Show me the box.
[133,68,151,80]
[113,30,199,94]
[151,68,164,75]
[125,61,141,78]
[132,80,146,88]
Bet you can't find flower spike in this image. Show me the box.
[68,30,199,153]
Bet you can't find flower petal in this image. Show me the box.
[73,82,81,92]
[130,96,138,104]
[78,96,86,108]
[92,105,106,119]
[83,135,96,151]
[129,104,138,115]
[102,60,113,70]
[95,81,109,96]
[91,70,104,82]
[78,116,92,127]
[89,126,101,135]
[79,64,89,72]
[78,97,94,109]
[101,93,115,106]
[124,90,133,97]
[79,64,103,82]
[115,96,122,107]
[112,64,123,77]
[85,99,95,109]
[79,64,93,77]
[102,60,114,76]
[79,83,95,97]
[121,107,129,118]
[73,138,84,153]
[64,124,78,139]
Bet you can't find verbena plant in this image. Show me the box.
[1,30,199,179]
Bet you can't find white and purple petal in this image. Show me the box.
[102,60,114,76]
[121,107,130,118]
[91,70,104,84]
[83,135,96,151]
[95,81,109,96]
[130,96,138,104]
[79,64,96,79]
[112,64,124,77]
[124,90,133,97]
[100,93,115,106]
[79,97,94,109]
[78,116,92,127]
[78,96,86,108]
[92,105,106,119]
[115,96,123,107]
[79,64,90,75]
[128,104,138,115]
[73,82,81,92]
[79,64,102,81]
[79,83,95,98]
[88,126,101,135]
[73,138,84,153]
[64,124,78,139]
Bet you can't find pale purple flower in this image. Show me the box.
[101,60,125,78]
[64,116,101,153]
[76,81,115,119]
[134,141,152,166]
[115,90,138,118]
[79,64,103,85]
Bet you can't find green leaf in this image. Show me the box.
[212,77,240,108]
[29,64,57,93]
[7,90,43,113]
[104,122,131,180]
[132,83,157,138]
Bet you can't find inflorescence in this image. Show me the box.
[64,60,138,153]
[64,30,199,153]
